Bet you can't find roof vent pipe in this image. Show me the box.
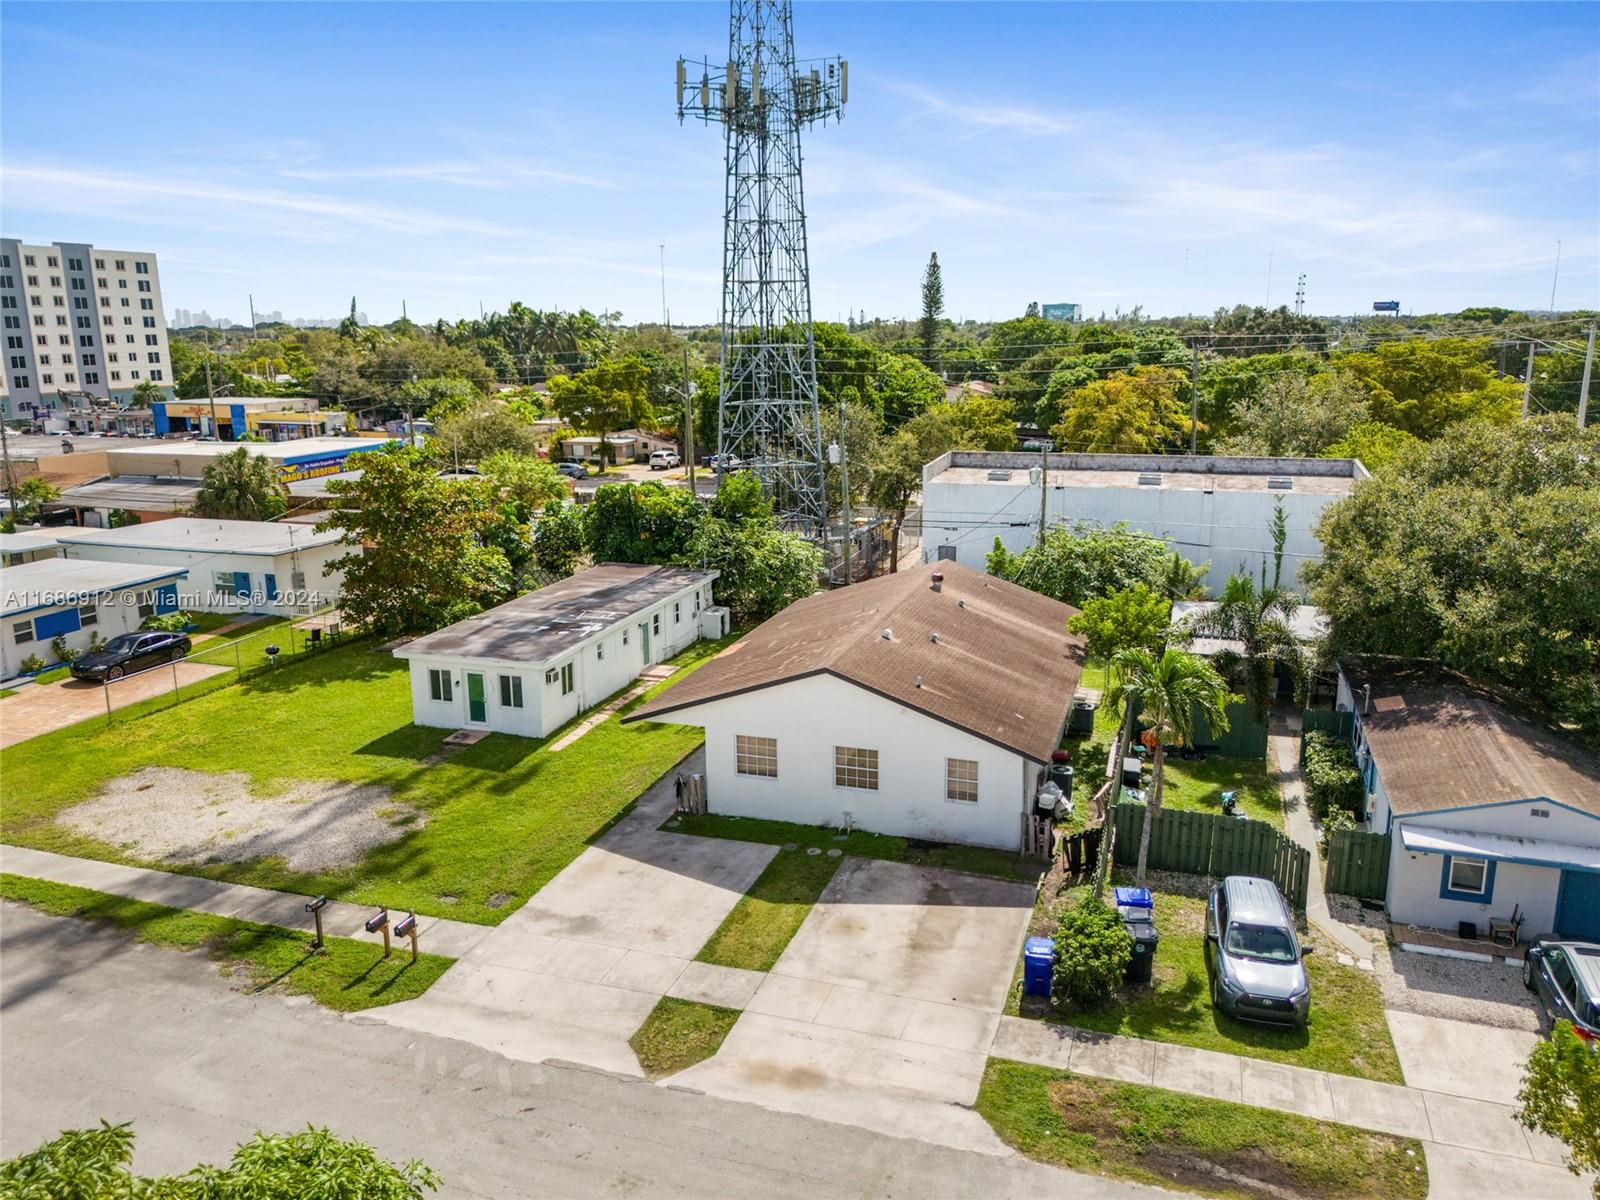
[882,628,893,641]
[1362,684,1372,715]
[929,631,940,643]
[915,675,923,688]
[930,572,943,592]
[957,598,967,609]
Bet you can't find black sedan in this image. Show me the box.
[69,630,192,682]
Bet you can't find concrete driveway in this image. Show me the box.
[1386,1009,1540,1105]
[0,664,230,748]
[673,857,1035,1154]
[370,756,776,1076]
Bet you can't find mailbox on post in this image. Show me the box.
[304,894,329,949]
[365,906,391,956]
[394,910,420,963]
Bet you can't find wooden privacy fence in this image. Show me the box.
[1112,803,1311,913]
[1058,824,1104,878]
[1301,708,1353,741]
[1325,828,1391,901]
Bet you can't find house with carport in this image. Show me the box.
[628,561,1086,852]
[1336,664,1600,944]
[395,563,720,737]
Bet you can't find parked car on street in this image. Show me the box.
[69,630,192,682]
[1523,936,1600,1042]
[1204,876,1313,1026]
[649,449,681,470]
[556,461,589,479]
[705,452,743,470]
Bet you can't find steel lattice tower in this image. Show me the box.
[678,2,847,537]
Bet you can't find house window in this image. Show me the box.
[596,643,604,661]
[428,669,453,702]
[652,613,661,635]
[946,757,979,803]
[622,628,629,645]
[834,746,879,791]
[499,674,523,708]
[137,591,156,619]
[736,735,778,779]
[560,662,575,695]
[1446,857,1488,896]
[12,620,34,645]
[78,603,98,627]
[673,600,681,624]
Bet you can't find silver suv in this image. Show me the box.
[1205,876,1313,1026]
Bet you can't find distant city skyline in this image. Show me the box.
[4,2,1596,326]
[170,307,365,329]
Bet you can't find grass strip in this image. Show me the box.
[0,874,451,1012]
[696,847,841,971]
[977,1059,1428,1200]
[629,997,741,1078]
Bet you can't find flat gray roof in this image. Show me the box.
[2,557,188,616]
[395,563,717,666]
[926,450,1366,496]
[54,517,341,555]
[0,531,62,554]
[1172,601,1328,657]
[110,436,392,464]
[55,477,201,510]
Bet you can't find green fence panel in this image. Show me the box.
[1110,802,1311,912]
[1301,708,1353,737]
[1325,829,1390,901]
[1193,699,1270,760]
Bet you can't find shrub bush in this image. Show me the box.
[1318,805,1360,853]
[140,611,192,632]
[49,634,80,664]
[1052,897,1133,1007]
[20,654,46,673]
[1303,730,1364,822]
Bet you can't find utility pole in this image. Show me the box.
[1189,342,1200,453]
[682,346,696,495]
[837,401,852,585]
[203,327,219,439]
[406,373,418,447]
[1036,440,1049,547]
[659,244,670,329]
[248,294,258,340]
[1579,324,1595,430]
[1521,341,1536,418]
[0,417,16,510]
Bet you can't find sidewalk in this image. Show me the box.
[1269,711,1373,964]
[991,1016,1590,1196]
[0,845,490,959]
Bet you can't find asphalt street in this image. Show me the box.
[0,903,1168,1200]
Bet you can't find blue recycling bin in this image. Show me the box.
[1023,936,1056,998]
[1113,886,1153,911]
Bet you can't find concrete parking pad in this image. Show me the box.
[0,664,229,749]
[1387,1008,1539,1105]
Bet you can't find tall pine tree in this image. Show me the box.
[918,252,944,368]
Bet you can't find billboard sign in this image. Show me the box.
[1372,300,1401,313]
[1041,303,1082,322]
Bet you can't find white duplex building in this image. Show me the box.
[1,557,186,677]
[53,518,345,615]
[396,563,721,738]
[919,451,1368,592]
[630,561,1087,851]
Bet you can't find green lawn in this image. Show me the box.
[695,847,842,972]
[977,1060,1427,1200]
[628,997,741,1078]
[0,874,450,1011]
[1,635,736,925]
[1016,884,1401,1082]
[667,812,1039,881]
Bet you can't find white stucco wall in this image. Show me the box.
[1,575,183,676]
[60,542,344,615]
[656,672,1035,850]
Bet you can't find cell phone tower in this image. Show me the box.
[677,2,848,538]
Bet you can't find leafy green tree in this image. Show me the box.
[322,450,512,634]
[710,471,773,522]
[684,516,820,623]
[547,357,653,440]
[1051,366,1190,453]
[819,400,882,520]
[1068,584,1172,662]
[401,377,481,424]
[918,251,944,366]
[1190,572,1303,721]
[1213,371,1371,458]
[129,379,165,407]
[987,521,1171,607]
[1335,338,1520,437]
[1105,647,1236,882]
[3,476,61,530]
[532,502,585,578]
[192,448,287,521]
[1198,352,1325,445]
[932,393,1016,450]
[1324,421,1420,472]
[873,353,945,426]
[0,1121,439,1199]
[1307,417,1600,741]
[432,398,542,465]
[867,408,958,571]
[478,450,568,520]
[583,481,704,564]
[1517,1021,1600,1195]
[1157,550,1210,601]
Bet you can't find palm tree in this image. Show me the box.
[1194,572,1303,722]
[193,448,287,520]
[1106,646,1236,884]
[129,379,164,408]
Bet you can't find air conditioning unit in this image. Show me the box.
[700,605,730,639]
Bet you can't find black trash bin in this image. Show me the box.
[1121,910,1159,984]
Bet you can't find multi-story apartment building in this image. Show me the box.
[0,239,175,422]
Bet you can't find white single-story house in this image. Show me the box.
[1336,665,1600,942]
[628,560,1087,851]
[1,531,64,567]
[1,557,186,677]
[52,518,345,616]
[394,562,721,738]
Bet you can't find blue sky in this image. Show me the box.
[3,2,1596,326]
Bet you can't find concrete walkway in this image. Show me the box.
[547,664,674,752]
[0,844,491,959]
[992,1016,1591,1196]
[1269,711,1373,964]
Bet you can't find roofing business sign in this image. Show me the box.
[1372,300,1401,313]
[276,440,393,484]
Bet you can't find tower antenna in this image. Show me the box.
[677,1,847,537]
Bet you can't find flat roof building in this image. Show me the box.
[920,451,1368,592]
[1,556,186,677]
[104,436,397,483]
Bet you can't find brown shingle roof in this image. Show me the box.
[1348,670,1600,816]
[628,560,1085,762]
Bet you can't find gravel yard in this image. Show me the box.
[61,767,419,873]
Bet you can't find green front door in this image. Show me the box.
[639,622,650,663]
[466,672,487,723]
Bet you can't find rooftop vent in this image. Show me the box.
[986,469,1013,482]
[881,628,893,641]
[1267,477,1294,490]
[957,598,967,609]
[1137,473,1162,487]
[929,630,940,643]
[915,675,924,689]
[930,571,943,592]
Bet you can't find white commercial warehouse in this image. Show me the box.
[1,557,186,677]
[630,561,1086,851]
[919,451,1368,592]
[53,519,345,615]
[396,563,721,738]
